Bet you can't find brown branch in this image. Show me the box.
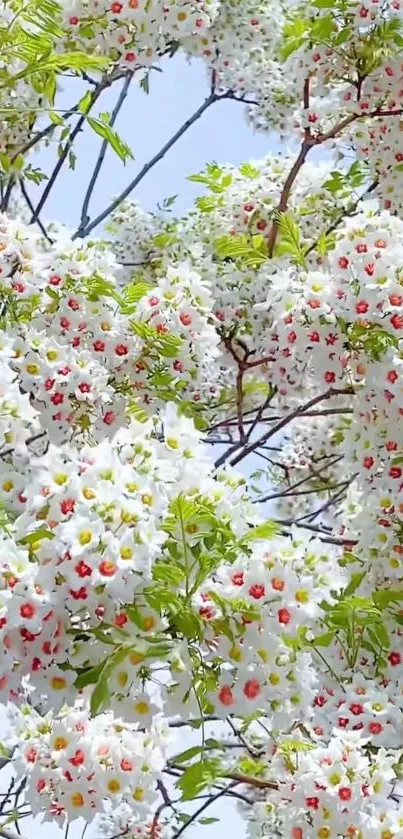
[224,388,354,470]
[267,140,313,256]
[235,366,246,442]
[245,355,274,369]
[224,773,278,791]
[246,387,277,442]
[253,454,344,504]
[226,718,265,759]
[222,335,250,443]
[277,520,358,546]
[267,96,403,257]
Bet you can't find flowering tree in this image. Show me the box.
[5,1,403,838]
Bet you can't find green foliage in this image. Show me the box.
[188,162,232,194]
[280,16,310,60]
[126,400,149,423]
[239,163,260,179]
[214,233,268,268]
[176,759,221,800]
[120,281,154,312]
[324,162,367,196]
[19,528,55,546]
[130,319,182,357]
[274,212,307,267]
[87,116,134,162]
[240,520,280,545]
[340,320,399,361]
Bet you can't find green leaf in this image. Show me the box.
[199,819,220,825]
[343,571,366,597]
[173,746,205,765]
[90,671,110,716]
[241,521,279,544]
[24,167,48,184]
[281,16,309,59]
[239,163,260,179]
[121,282,153,308]
[126,400,149,423]
[163,194,178,209]
[373,590,403,609]
[140,73,150,94]
[195,196,219,213]
[19,529,55,545]
[310,631,335,648]
[177,760,221,800]
[44,72,56,104]
[87,116,134,162]
[279,739,315,754]
[214,234,268,267]
[0,741,10,759]
[75,662,105,689]
[78,90,93,115]
[275,211,307,267]
[153,562,185,586]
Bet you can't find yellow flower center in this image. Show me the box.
[79,530,92,545]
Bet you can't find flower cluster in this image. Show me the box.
[194,533,345,728]
[273,732,403,839]
[11,703,170,823]
[62,0,221,67]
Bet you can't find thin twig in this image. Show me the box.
[305,179,379,257]
[31,70,125,223]
[73,89,253,239]
[253,455,344,504]
[77,72,133,235]
[277,520,358,546]
[0,780,14,817]
[74,91,221,238]
[31,109,93,223]
[215,388,354,470]
[0,178,15,212]
[19,180,54,243]
[226,718,264,758]
[171,783,238,839]
[10,67,127,165]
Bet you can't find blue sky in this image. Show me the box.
[31,55,279,231]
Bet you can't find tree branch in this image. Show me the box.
[73,90,221,239]
[267,139,313,256]
[30,71,125,224]
[30,109,95,223]
[171,783,239,839]
[76,72,133,236]
[266,97,403,257]
[253,454,344,504]
[215,388,353,470]
[19,180,54,243]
